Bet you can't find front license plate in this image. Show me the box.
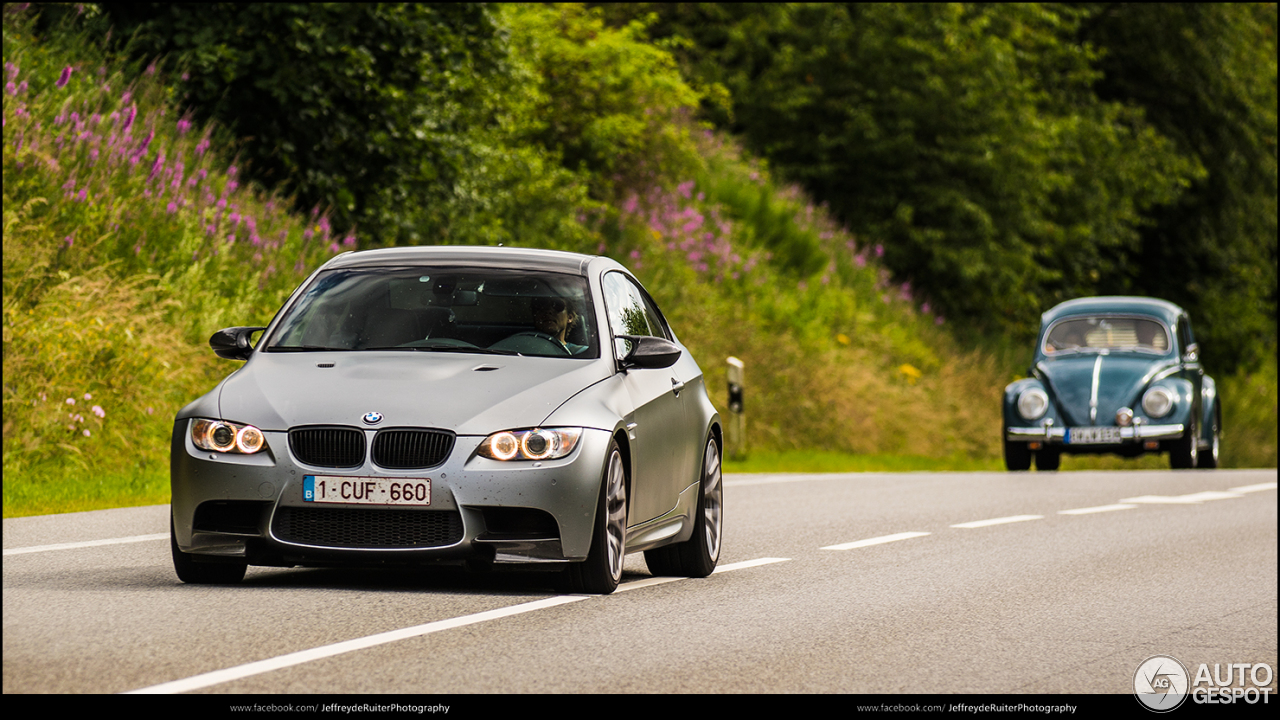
[1066,427,1122,444]
[303,475,431,506]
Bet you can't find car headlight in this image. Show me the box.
[1141,387,1174,418]
[192,418,266,454]
[477,427,583,461]
[1017,388,1049,420]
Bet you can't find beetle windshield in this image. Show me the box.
[265,267,598,358]
[1043,316,1170,356]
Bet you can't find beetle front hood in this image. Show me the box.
[1036,353,1175,426]
[216,352,614,435]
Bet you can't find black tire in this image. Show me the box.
[1197,404,1221,469]
[171,515,247,584]
[1170,416,1198,469]
[1034,447,1061,471]
[561,440,627,594]
[645,435,723,578]
[1004,438,1031,471]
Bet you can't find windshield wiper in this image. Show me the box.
[267,345,348,352]
[358,345,521,356]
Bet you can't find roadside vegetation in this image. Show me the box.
[4,4,1275,518]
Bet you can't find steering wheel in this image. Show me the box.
[493,331,571,356]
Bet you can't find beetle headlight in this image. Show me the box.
[1017,388,1049,420]
[192,418,266,454]
[1141,387,1174,418]
[478,428,582,461]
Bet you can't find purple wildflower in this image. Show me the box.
[56,66,73,88]
[122,104,136,132]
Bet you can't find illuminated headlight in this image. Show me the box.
[1017,388,1049,420]
[192,418,266,454]
[478,428,582,461]
[1141,387,1174,418]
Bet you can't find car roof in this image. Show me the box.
[322,245,599,275]
[1041,296,1185,327]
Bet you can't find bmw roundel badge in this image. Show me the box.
[362,412,384,425]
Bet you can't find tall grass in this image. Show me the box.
[3,13,350,513]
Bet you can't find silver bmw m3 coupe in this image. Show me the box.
[171,246,722,594]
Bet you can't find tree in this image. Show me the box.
[1080,3,1278,371]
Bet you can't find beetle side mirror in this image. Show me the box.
[210,326,267,361]
[617,335,682,370]
[1183,343,1199,363]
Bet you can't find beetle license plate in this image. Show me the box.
[1066,427,1122,444]
[303,475,431,506]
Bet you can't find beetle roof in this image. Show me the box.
[322,245,598,275]
[1041,296,1185,327]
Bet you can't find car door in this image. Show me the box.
[601,272,691,525]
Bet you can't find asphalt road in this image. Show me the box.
[3,469,1275,695]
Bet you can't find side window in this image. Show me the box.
[602,272,663,359]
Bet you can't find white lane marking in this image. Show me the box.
[1120,491,1243,504]
[724,475,846,487]
[1058,504,1138,515]
[126,555,790,694]
[1230,482,1277,493]
[821,532,930,551]
[951,515,1043,529]
[127,594,591,694]
[3,533,168,556]
[714,557,791,573]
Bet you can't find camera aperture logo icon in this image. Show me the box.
[1135,655,1190,712]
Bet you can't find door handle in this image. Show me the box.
[671,378,685,396]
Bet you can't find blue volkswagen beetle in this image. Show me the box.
[1003,297,1220,471]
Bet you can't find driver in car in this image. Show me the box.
[531,295,588,355]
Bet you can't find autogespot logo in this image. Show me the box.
[1135,655,1191,712]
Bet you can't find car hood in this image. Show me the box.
[217,352,614,435]
[1035,353,1175,426]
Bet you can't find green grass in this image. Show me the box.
[3,462,169,518]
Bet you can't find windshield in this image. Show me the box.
[265,267,598,358]
[1042,316,1170,356]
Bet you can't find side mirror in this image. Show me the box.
[210,326,267,361]
[1183,343,1199,363]
[617,335,682,370]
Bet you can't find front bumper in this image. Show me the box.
[1006,422,1184,443]
[171,421,613,567]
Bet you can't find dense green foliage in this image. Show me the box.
[4,4,1275,516]
[1079,3,1278,370]
[601,3,1277,374]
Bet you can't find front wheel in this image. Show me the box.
[1034,447,1060,471]
[1004,437,1031,471]
[561,440,627,594]
[171,515,247,584]
[1197,404,1221,469]
[1170,416,1199,469]
[645,435,723,578]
